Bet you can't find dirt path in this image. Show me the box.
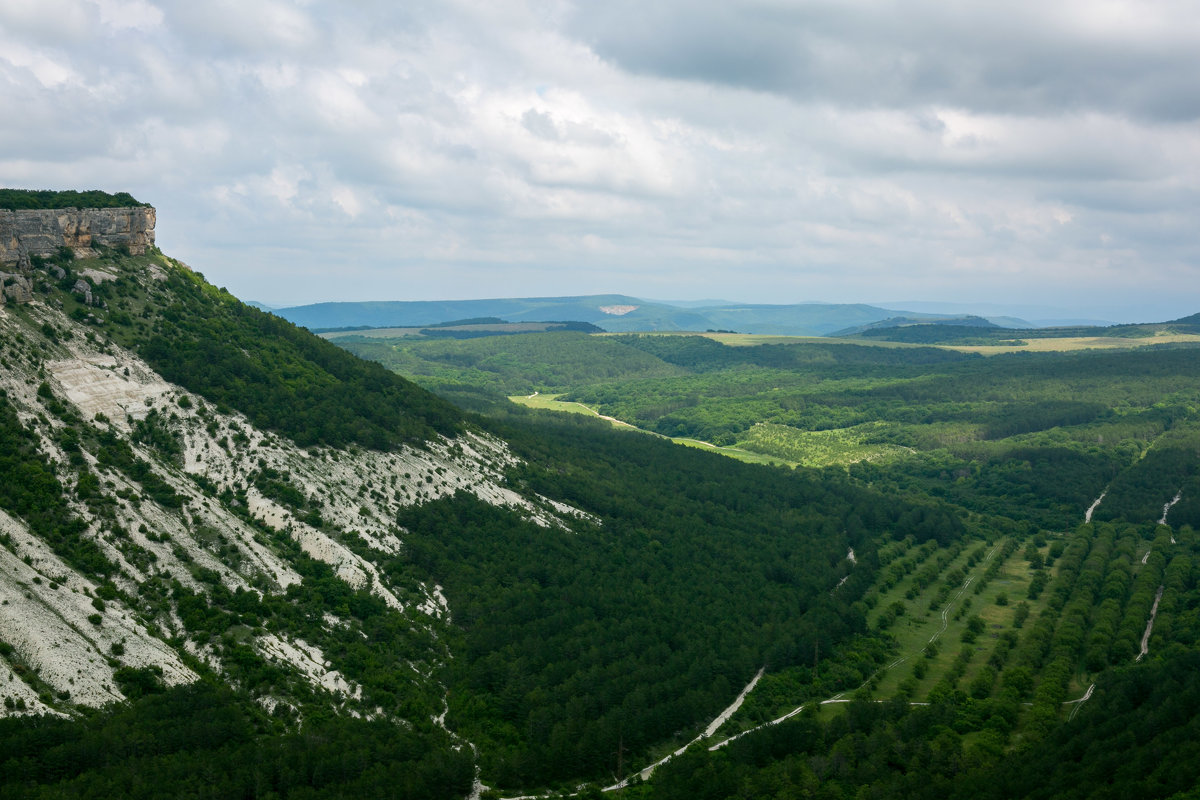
[1159,491,1182,525]
[704,668,765,737]
[601,667,764,791]
[928,574,973,646]
[927,546,994,647]
[557,400,646,432]
[524,394,786,461]
[1067,683,1096,721]
[708,695,823,754]
[1136,585,1165,663]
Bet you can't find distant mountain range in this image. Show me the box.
[842,311,1200,344]
[268,295,1033,336]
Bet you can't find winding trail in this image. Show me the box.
[929,575,974,645]
[1067,683,1096,721]
[558,400,664,433]
[927,544,995,647]
[1159,491,1182,525]
[601,667,764,791]
[1136,585,1166,663]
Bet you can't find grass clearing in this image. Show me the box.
[737,421,913,467]
[598,331,924,349]
[941,332,1200,355]
[509,392,595,414]
[599,329,1200,354]
[508,393,795,467]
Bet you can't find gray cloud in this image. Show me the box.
[0,0,1197,319]
[569,1,1200,121]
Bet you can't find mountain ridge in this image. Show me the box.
[270,296,1013,336]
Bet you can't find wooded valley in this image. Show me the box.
[2,243,1199,798]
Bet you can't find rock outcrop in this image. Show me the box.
[1,273,33,303]
[71,278,94,306]
[0,206,156,270]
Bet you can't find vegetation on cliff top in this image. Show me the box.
[0,188,149,210]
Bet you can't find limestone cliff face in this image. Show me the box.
[0,206,156,269]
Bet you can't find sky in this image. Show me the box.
[2,0,1199,321]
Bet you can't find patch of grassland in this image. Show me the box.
[508,392,594,414]
[320,327,423,339]
[508,393,794,467]
[942,332,1200,355]
[737,421,912,467]
[605,329,1200,354]
[599,331,922,348]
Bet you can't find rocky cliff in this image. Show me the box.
[0,244,580,726]
[0,206,156,270]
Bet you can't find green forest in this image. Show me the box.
[337,329,1200,529]
[331,325,1200,798]
[3,248,1200,799]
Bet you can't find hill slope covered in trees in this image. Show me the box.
[1,239,972,796]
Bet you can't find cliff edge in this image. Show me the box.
[0,206,156,270]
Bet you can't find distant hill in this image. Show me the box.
[322,319,606,340]
[271,296,989,336]
[273,294,656,329]
[830,314,1001,338]
[1169,311,1200,327]
[841,311,1200,344]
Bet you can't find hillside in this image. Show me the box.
[0,248,558,720]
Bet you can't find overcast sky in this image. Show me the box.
[2,0,1198,320]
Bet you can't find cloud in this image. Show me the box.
[0,0,1196,319]
[568,0,1200,121]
